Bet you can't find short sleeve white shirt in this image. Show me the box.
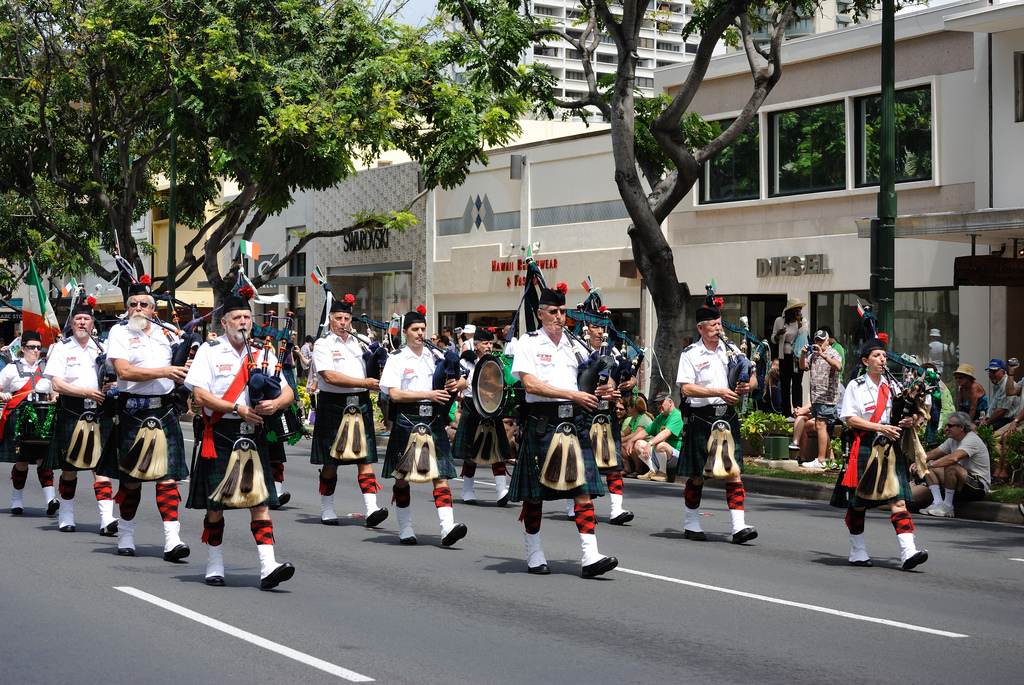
[676,340,731,407]
[106,323,178,395]
[510,330,587,403]
[183,337,273,417]
[313,331,367,394]
[0,360,53,395]
[840,374,895,424]
[43,337,102,391]
[379,346,439,396]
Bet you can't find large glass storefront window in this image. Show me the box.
[701,118,760,204]
[770,101,846,196]
[330,271,412,326]
[856,85,933,187]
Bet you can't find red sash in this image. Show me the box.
[200,364,250,459]
[841,381,890,488]
[0,375,41,437]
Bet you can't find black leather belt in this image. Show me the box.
[61,396,104,412]
[119,393,173,412]
[525,401,581,419]
[690,404,735,420]
[392,402,441,418]
[320,390,370,406]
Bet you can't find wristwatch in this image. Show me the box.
[233,403,240,415]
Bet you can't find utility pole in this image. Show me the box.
[872,0,896,337]
[167,63,178,302]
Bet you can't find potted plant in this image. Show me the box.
[740,411,792,457]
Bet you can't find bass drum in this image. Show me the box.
[471,354,509,419]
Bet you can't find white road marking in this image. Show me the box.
[1010,558,1024,562]
[114,586,374,681]
[451,477,496,490]
[614,567,969,639]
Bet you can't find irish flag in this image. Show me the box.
[24,257,61,347]
[239,239,260,260]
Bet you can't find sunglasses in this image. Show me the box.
[945,423,959,429]
[127,301,152,309]
[23,345,42,351]
[544,308,567,315]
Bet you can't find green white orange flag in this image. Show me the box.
[24,257,61,347]
[239,239,260,260]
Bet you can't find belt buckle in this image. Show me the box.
[714,405,726,417]
[240,422,255,435]
[152,397,162,409]
[597,399,609,411]
[27,392,39,403]
[418,404,433,417]
[84,399,97,410]
[346,395,360,407]
[558,404,573,419]
[125,398,138,412]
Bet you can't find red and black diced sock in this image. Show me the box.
[115,485,141,521]
[891,510,914,535]
[521,501,543,534]
[393,483,411,508]
[36,466,54,489]
[491,462,507,477]
[318,471,337,496]
[250,519,274,546]
[574,501,597,536]
[11,465,28,490]
[433,486,453,509]
[271,461,285,484]
[357,472,380,494]
[683,478,703,510]
[606,471,624,496]
[725,481,745,510]
[93,481,113,502]
[202,516,225,546]
[460,461,477,478]
[58,477,77,500]
[845,508,866,535]
[155,482,180,522]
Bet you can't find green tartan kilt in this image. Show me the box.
[830,433,914,509]
[97,403,187,483]
[311,392,378,466]
[585,405,623,473]
[186,420,277,511]
[382,411,456,480]
[452,401,511,464]
[282,367,298,399]
[0,404,55,464]
[43,404,116,472]
[508,407,605,503]
[679,410,743,478]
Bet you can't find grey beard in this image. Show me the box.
[127,315,148,333]
[74,329,91,341]
[227,327,248,344]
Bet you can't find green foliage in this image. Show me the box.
[741,410,792,453]
[1002,430,1024,472]
[975,424,998,459]
[861,86,932,183]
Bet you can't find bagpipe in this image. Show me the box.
[350,314,393,380]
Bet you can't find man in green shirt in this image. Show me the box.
[627,391,683,482]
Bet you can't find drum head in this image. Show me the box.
[472,354,508,419]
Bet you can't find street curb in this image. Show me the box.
[702,474,1024,525]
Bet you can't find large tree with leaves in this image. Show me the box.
[440,0,888,394]
[0,0,535,306]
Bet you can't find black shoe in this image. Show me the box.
[461,498,478,506]
[205,576,226,587]
[496,494,509,508]
[683,529,707,541]
[320,517,339,526]
[528,563,551,575]
[365,507,389,528]
[260,562,295,590]
[117,547,135,557]
[163,543,191,562]
[731,527,758,545]
[59,525,76,533]
[11,507,23,515]
[901,550,928,571]
[609,511,634,526]
[400,535,418,545]
[582,556,619,579]
[441,523,468,547]
[849,559,874,567]
[46,499,60,516]
[99,521,118,537]
[276,491,291,507]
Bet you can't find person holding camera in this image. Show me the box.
[800,329,843,468]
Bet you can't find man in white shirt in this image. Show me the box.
[914,412,990,518]
[379,308,467,547]
[183,294,296,589]
[43,299,117,534]
[104,276,190,561]
[311,294,388,528]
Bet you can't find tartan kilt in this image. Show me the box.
[678,411,743,478]
[382,410,456,480]
[311,392,378,466]
[452,401,511,464]
[186,421,277,511]
[282,367,298,399]
[0,404,54,464]
[830,433,914,509]
[508,407,605,502]
[43,404,116,472]
[585,405,623,473]
[98,404,187,483]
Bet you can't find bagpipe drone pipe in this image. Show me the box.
[350,314,393,380]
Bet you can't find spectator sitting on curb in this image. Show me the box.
[980,359,1020,431]
[911,412,991,517]
[799,329,842,468]
[953,364,988,425]
[620,394,654,477]
[628,391,683,482]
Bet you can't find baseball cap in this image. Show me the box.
[986,358,1007,372]
[652,391,671,404]
[814,329,828,340]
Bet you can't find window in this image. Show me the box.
[564,90,585,99]
[534,46,559,58]
[287,251,306,278]
[1015,52,1024,123]
[638,37,655,49]
[855,85,932,186]
[596,53,617,64]
[567,49,582,60]
[533,5,558,16]
[770,101,846,196]
[565,70,586,81]
[656,41,680,52]
[701,118,759,203]
[656,60,675,68]
[635,76,654,88]
[685,43,698,54]
[333,271,412,325]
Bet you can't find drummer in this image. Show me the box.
[0,331,57,516]
[378,308,467,547]
[43,299,118,533]
[453,327,511,506]
[310,294,388,528]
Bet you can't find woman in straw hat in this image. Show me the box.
[771,298,807,417]
[952,364,988,425]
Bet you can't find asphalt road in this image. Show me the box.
[2,435,1023,684]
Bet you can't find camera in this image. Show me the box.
[1010,358,1019,368]
[804,344,815,355]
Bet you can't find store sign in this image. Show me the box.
[954,256,1024,287]
[756,254,832,278]
[492,258,559,288]
[343,228,389,252]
